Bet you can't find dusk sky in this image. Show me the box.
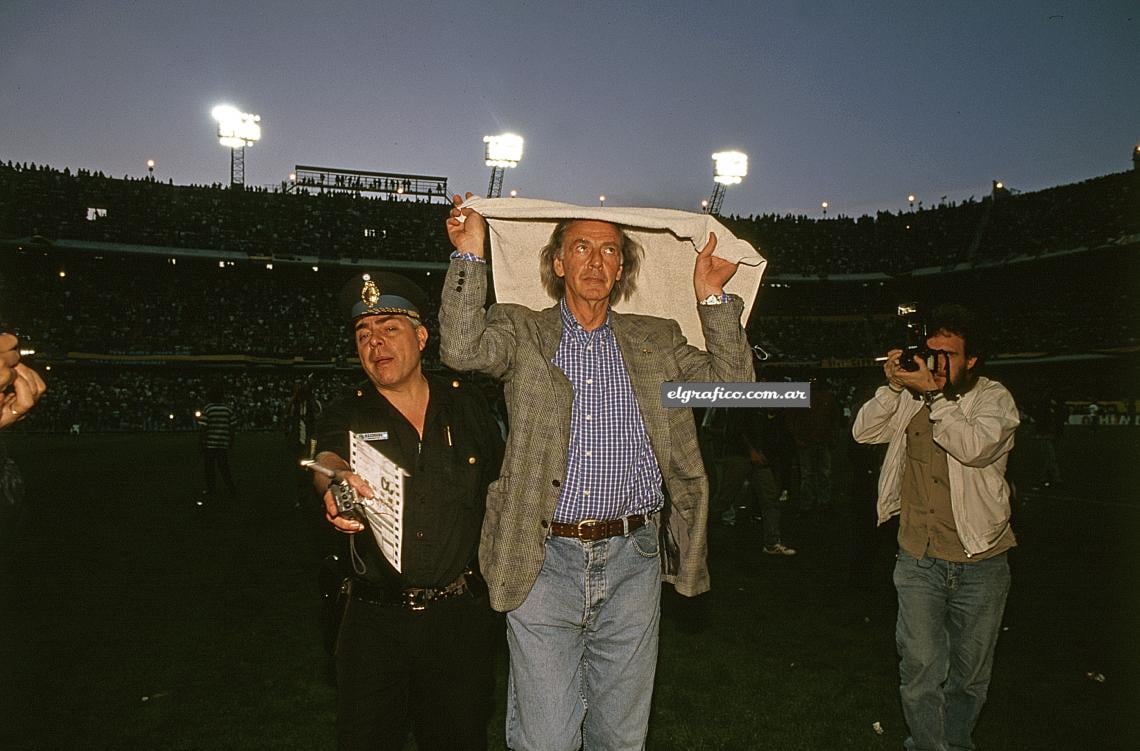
[1,1,1136,217]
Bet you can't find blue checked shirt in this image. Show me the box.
[552,299,664,523]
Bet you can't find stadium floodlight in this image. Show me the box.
[484,133,524,197]
[484,133,524,167]
[706,150,748,215]
[212,105,261,147]
[712,151,748,185]
[212,104,261,187]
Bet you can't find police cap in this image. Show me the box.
[338,271,429,324]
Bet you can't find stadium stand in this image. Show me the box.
[1,161,1137,431]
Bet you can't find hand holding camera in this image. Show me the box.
[880,350,943,398]
[303,460,375,534]
[878,304,950,398]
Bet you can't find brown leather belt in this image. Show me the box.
[549,514,647,542]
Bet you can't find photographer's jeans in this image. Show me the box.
[894,550,1011,751]
[505,519,661,751]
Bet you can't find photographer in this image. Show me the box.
[0,333,46,430]
[852,304,1018,751]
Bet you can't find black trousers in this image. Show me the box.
[202,448,235,492]
[335,590,498,751]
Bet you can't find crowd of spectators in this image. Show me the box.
[0,249,445,363]
[3,161,1137,276]
[19,367,507,435]
[20,368,356,433]
[5,246,1133,365]
[2,159,1137,432]
[723,171,1138,275]
[0,161,450,261]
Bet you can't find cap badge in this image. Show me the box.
[361,274,381,309]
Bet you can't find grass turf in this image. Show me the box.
[1,427,1136,749]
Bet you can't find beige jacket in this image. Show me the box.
[852,377,1019,557]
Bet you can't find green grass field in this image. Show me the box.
[1,427,1137,749]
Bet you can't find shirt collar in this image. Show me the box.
[559,297,612,334]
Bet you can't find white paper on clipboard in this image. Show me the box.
[349,431,407,572]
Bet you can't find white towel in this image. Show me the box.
[461,197,766,349]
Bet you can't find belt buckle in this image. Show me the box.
[576,518,600,540]
[403,589,428,612]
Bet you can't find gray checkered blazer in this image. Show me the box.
[440,258,755,612]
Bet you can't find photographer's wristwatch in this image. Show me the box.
[922,390,944,406]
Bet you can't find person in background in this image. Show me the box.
[197,384,237,497]
[786,374,842,514]
[285,377,322,507]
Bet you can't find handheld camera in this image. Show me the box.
[895,303,949,373]
[301,460,363,523]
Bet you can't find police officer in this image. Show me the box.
[313,271,502,751]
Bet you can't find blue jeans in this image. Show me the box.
[505,518,661,751]
[893,550,1011,751]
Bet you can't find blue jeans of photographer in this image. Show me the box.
[893,550,1011,751]
[505,518,661,751]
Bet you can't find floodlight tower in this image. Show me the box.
[212,104,261,188]
[484,133,524,197]
[706,151,748,215]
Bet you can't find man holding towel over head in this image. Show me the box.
[441,193,762,751]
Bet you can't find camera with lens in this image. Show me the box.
[895,303,948,373]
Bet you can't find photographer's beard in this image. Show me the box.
[941,363,979,401]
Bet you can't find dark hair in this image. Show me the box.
[927,304,986,362]
[538,219,643,305]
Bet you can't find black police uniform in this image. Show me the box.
[316,374,503,751]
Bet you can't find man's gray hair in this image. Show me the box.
[538,219,643,305]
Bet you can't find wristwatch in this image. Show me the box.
[699,293,733,306]
[922,390,945,406]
